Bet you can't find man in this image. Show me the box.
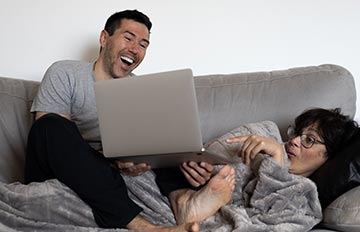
[25,10,234,231]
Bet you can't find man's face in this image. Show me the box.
[100,19,150,78]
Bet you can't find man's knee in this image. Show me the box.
[28,113,81,145]
[34,113,71,127]
[31,113,78,134]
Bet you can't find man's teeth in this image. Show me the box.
[120,56,134,65]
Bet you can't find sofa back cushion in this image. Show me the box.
[0,77,39,183]
[194,64,356,143]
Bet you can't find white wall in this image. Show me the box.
[1,0,359,118]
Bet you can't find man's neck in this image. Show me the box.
[93,59,112,81]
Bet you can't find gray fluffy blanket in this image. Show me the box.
[0,121,322,231]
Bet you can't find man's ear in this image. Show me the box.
[99,30,109,48]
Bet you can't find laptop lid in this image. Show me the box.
[94,69,204,158]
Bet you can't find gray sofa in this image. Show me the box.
[0,64,359,231]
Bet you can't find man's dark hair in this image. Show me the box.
[104,9,152,36]
[294,108,359,158]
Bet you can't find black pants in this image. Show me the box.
[25,113,191,228]
[25,114,143,228]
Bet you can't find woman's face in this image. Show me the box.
[285,124,328,177]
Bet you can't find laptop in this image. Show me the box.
[94,69,230,168]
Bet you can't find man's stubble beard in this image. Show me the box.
[102,43,125,79]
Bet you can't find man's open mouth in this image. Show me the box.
[120,56,134,66]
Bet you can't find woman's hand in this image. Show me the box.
[180,161,214,187]
[227,135,285,166]
[115,161,151,176]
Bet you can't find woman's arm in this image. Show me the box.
[226,135,285,167]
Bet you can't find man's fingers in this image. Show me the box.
[116,161,151,176]
[129,163,151,172]
[134,163,151,170]
[116,161,134,169]
[187,162,208,183]
[200,162,214,173]
[180,165,200,187]
[183,162,202,179]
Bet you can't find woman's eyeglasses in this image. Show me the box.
[287,126,325,149]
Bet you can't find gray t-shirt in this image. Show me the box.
[31,60,101,150]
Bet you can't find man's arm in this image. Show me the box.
[31,62,73,120]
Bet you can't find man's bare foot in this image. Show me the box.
[127,215,199,232]
[170,165,235,224]
[153,222,199,232]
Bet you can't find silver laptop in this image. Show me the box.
[94,69,229,168]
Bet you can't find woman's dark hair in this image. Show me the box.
[294,108,359,158]
[104,9,152,36]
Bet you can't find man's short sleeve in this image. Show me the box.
[31,62,73,115]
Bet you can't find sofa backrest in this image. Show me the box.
[195,64,356,143]
[0,64,356,183]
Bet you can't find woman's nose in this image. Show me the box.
[288,136,301,148]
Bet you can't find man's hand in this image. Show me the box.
[180,161,214,187]
[115,161,151,176]
[226,135,285,166]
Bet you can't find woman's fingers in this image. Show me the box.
[228,135,265,166]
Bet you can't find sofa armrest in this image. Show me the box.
[0,76,39,183]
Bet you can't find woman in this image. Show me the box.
[227,108,359,177]
[157,108,359,229]
[121,109,358,231]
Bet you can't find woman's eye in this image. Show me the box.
[305,136,314,144]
